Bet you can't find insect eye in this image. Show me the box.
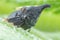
[23,15,27,19]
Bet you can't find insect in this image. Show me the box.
[6,4,50,32]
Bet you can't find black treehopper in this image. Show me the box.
[6,4,50,32]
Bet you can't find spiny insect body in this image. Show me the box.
[6,4,50,32]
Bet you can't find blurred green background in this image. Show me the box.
[0,0,60,40]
